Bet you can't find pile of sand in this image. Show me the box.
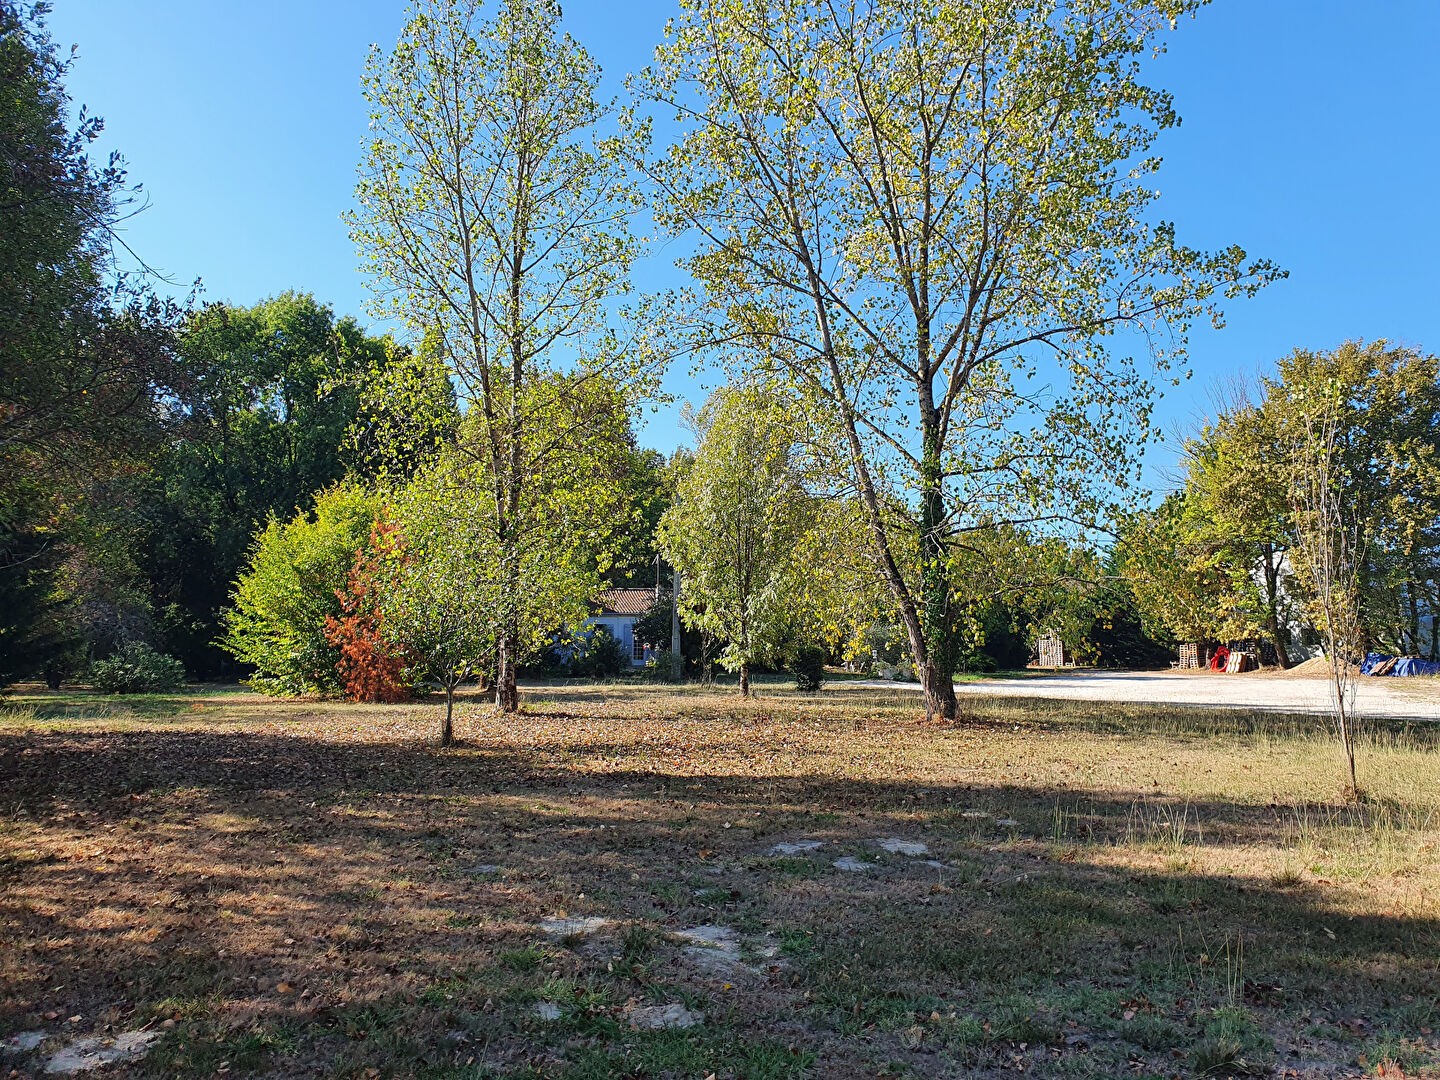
[1272,656,1360,680]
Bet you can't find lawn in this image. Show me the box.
[1,682,1437,1078]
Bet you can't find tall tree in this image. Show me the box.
[1156,341,1440,661]
[1,0,185,684]
[638,0,1279,719]
[1265,342,1440,657]
[351,0,646,711]
[658,385,816,695]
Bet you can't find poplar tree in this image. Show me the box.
[351,0,644,711]
[638,0,1279,720]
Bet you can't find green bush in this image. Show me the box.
[90,642,187,694]
[222,483,381,696]
[569,626,628,679]
[790,646,827,692]
[643,648,678,682]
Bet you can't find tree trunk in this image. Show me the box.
[441,684,455,747]
[739,662,750,697]
[669,571,682,682]
[920,657,957,723]
[495,632,519,712]
[915,411,958,722]
[1406,584,1420,655]
[1261,548,1291,668]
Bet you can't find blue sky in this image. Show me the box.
[46,0,1440,482]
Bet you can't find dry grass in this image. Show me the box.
[0,679,1437,1078]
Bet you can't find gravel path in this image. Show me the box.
[847,670,1440,721]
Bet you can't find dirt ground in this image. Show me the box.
[1,683,1438,1078]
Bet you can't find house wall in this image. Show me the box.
[583,615,650,667]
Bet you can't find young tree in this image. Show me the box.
[659,385,815,695]
[381,472,498,746]
[350,0,645,712]
[638,0,1279,720]
[1287,397,1364,799]
[324,522,413,704]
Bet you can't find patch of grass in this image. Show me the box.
[499,944,547,972]
[1192,1006,1271,1076]
[557,1030,813,1080]
[620,923,659,981]
[143,1020,299,1076]
[1117,1011,1184,1052]
[749,855,827,878]
[1357,1030,1440,1076]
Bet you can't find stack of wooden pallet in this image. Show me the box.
[1038,633,1065,668]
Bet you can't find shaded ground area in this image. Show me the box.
[1,683,1438,1077]
[848,670,1440,721]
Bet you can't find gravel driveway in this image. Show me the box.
[849,670,1440,721]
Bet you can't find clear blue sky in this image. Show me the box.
[46,0,1440,481]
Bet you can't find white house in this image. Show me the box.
[585,588,661,668]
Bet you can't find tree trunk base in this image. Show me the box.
[921,662,959,723]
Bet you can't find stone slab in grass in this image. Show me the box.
[995,818,1021,828]
[833,855,876,872]
[462,863,502,876]
[766,839,824,856]
[44,1030,161,1075]
[875,837,930,856]
[540,915,612,939]
[674,924,744,976]
[674,924,739,949]
[624,1003,703,1030]
[4,1032,47,1053]
[533,1002,562,1021]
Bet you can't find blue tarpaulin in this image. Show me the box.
[1394,656,1440,677]
[1361,652,1440,677]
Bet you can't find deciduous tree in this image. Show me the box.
[659,385,816,695]
[638,0,1279,719]
[350,0,647,711]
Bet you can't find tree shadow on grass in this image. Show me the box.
[0,724,1436,1076]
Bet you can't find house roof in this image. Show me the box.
[596,588,656,616]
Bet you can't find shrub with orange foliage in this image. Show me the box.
[324,521,412,703]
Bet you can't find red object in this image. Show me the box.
[1208,645,1230,671]
[324,521,412,703]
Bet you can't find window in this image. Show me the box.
[632,637,646,662]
